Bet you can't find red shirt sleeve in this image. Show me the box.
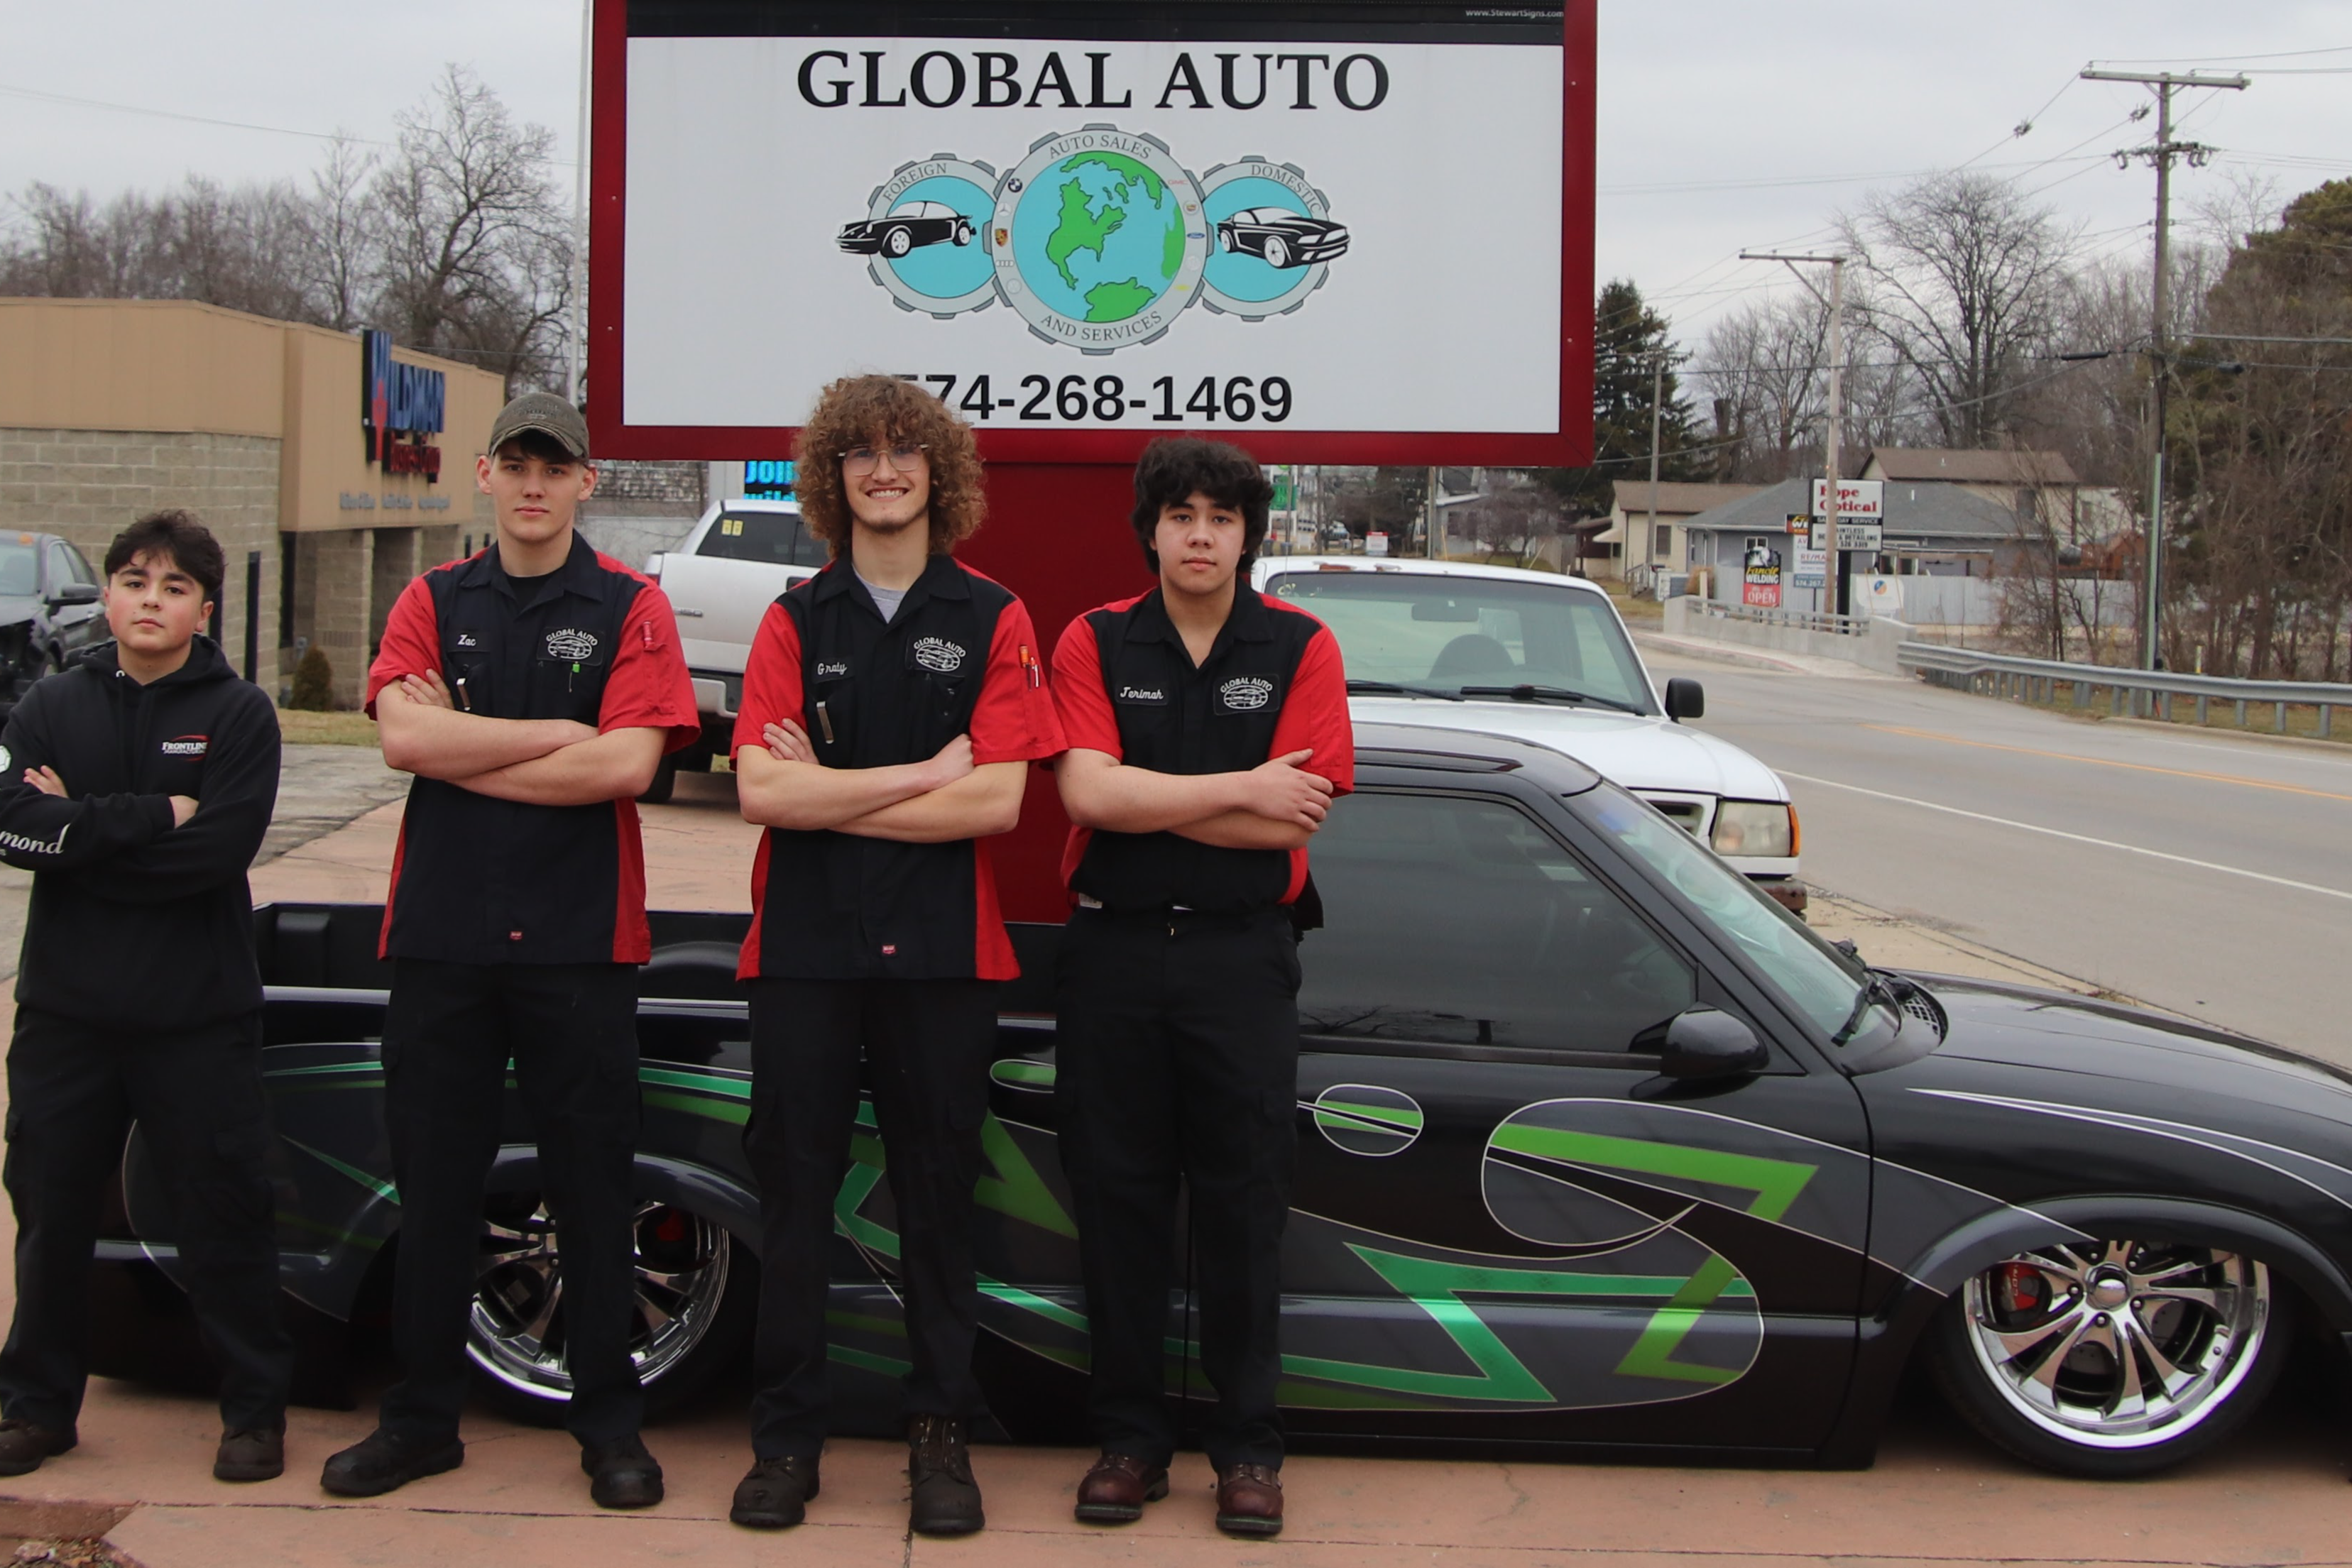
[601,586,702,753]
[1049,612,1122,760]
[969,598,1066,764]
[364,578,439,718]
[731,602,804,759]
[1269,623,1354,796]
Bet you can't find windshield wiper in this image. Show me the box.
[1346,679,1465,701]
[1455,684,1643,716]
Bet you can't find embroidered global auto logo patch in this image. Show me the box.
[545,628,598,662]
[912,637,967,674]
[1218,676,1274,712]
[159,735,209,758]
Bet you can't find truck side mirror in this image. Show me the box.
[1659,1007,1767,1080]
[1664,678,1705,722]
[46,581,99,608]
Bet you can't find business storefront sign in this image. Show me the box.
[1810,478,1883,521]
[1741,542,1782,608]
[361,329,448,482]
[594,0,1595,463]
[1790,544,1829,588]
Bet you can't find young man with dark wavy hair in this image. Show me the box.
[0,510,292,1485]
[728,375,1062,1537]
[1050,437,1351,1539]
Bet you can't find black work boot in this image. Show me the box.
[581,1433,664,1510]
[214,1425,285,1482]
[319,1427,464,1497]
[905,1414,984,1536]
[0,1418,74,1477]
[730,1453,821,1529]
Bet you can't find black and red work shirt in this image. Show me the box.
[366,535,699,965]
[1052,585,1352,913]
[734,554,1063,982]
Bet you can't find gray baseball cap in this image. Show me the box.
[486,391,591,461]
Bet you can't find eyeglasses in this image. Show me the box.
[841,442,928,476]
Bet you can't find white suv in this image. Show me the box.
[1254,557,1804,909]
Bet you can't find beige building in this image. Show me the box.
[0,298,503,705]
[1597,481,1766,582]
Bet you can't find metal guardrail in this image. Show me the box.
[1898,642,2350,737]
[1685,598,1876,637]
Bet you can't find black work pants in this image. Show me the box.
[378,960,644,1449]
[1054,906,1301,1472]
[744,977,996,1459]
[0,1008,291,1435]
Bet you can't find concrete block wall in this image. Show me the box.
[0,427,283,692]
[289,528,372,709]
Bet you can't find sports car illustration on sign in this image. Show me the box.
[838,200,975,258]
[86,725,2352,1480]
[1214,208,1350,269]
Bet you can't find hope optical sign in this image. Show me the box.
[591,1,1594,464]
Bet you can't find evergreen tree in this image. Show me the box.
[1536,279,1702,519]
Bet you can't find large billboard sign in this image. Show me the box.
[591,1,1595,464]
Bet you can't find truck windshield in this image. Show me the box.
[1264,570,1654,714]
[1587,786,1864,1039]
[701,510,828,568]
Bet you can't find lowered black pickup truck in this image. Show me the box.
[85,724,2352,1479]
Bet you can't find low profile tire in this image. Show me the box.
[466,1190,755,1426]
[638,754,677,805]
[1926,1237,2289,1478]
[1262,236,1291,270]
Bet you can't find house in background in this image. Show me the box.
[1595,481,1764,584]
[1861,448,2129,556]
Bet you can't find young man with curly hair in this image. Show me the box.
[1050,437,1351,1539]
[728,375,1062,1537]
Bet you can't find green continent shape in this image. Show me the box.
[1160,201,1186,282]
[1045,178,1126,290]
[1060,150,1164,207]
[1083,278,1156,322]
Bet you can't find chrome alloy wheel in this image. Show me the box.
[1961,1239,2269,1448]
[466,1197,733,1400]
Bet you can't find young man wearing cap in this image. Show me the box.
[0,510,292,1484]
[726,375,1062,1537]
[1050,437,1351,1539]
[323,393,698,1509]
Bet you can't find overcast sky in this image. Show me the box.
[3,1,2345,349]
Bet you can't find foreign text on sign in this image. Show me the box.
[1810,479,1883,520]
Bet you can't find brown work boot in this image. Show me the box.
[0,1418,73,1476]
[906,1414,984,1536]
[1214,1462,1284,1537]
[214,1425,285,1482]
[1073,1452,1169,1523]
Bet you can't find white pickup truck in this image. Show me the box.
[640,497,827,801]
[1252,556,1805,910]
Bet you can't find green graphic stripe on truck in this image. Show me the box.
[1487,1122,1817,1386]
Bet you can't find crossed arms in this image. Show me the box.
[735,722,1025,843]
[1055,746,1335,850]
[376,671,664,805]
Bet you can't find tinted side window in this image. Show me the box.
[1300,791,1695,1051]
[699,511,827,567]
[45,544,75,594]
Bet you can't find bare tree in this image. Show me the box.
[373,65,571,395]
[1844,172,2079,447]
[296,136,382,333]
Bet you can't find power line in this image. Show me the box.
[2088,45,2352,64]
[0,82,391,147]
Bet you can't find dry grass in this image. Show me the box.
[275,708,381,747]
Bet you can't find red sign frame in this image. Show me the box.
[584,0,1596,467]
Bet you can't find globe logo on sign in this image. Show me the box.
[992,128,1209,353]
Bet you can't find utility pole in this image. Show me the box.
[1427,464,1442,559]
[1742,250,1847,614]
[566,0,594,405]
[1642,354,1665,595]
[2081,67,2246,676]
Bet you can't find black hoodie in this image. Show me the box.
[0,636,279,1030]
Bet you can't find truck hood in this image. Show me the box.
[1345,695,1787,802]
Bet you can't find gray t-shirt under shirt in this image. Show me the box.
[858,572,907,623]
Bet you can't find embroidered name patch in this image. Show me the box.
[912,636,966,674]
[545,628,598,662]
[815,660,850,678]
[1115,684,1171,706]
[1217,676,1275,713]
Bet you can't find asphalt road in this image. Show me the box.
[1647,649,2352,1065]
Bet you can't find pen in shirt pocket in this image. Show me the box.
[1018,642,1040,689]
[815,700,835,745]
[454,674,472,712]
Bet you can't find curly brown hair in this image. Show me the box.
[791,375,987,556]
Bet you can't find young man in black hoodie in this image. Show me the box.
[0,510,292,1484]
